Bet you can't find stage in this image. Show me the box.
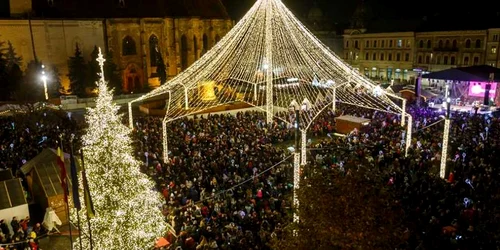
[429,103,498,114]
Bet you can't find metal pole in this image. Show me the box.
[416,72,422,107]
[70,138,83,250]
[80,149,94,250]
[60,136,73,250]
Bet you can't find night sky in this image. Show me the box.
[222,0,500,32]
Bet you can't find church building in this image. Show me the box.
[0,0,233,93]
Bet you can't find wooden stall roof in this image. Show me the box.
[334,115,371,124]
[20,148,79,198]
[0,179,27,209]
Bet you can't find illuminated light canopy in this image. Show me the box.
[133,0,405,130]
[72,48,172,250]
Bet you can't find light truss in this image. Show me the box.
[129,0,406,130]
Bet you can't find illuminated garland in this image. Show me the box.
[71,48,170,250]
[132,0,405,129]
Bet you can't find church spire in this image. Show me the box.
[349,0,366,29]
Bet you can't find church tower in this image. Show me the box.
[344,0,367,35]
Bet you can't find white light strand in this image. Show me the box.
[128,102,133,129]
[162,118,168,163]
[129,0,405,131]
[293,152,300,223]
[401,99,406,127]
[72,48,169,250]
[405,114,412,157]
[301,130,307,165]
[440,118,451,179]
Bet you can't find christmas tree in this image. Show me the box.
[72,47,169,250]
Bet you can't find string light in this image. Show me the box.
[71,48,172,250]
[440,119,450,178]
[130,0,407,129]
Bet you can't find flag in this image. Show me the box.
[69,148,81,210]
[57,147,69,203]
[80,150,95,218]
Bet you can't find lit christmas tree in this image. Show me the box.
[72,48,169,250]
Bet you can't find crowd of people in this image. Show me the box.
[0,98,499,249]
[0,110,80,250]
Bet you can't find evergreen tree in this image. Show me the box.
[87,46,100,93]
[0,39,9,101]
[67,44,88,97]
[103,51,123,95]
[16,60,43,102]
[72,49,171,250]
[6,41,22,69]
[272,164,404,250]
[6,63,23,101]
[156,49,167,86]
[46,64,63,97]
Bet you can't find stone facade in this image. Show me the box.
[0,0,232,94]
[343,28,500,83]
[343,31,415,82]
[0,19,105,91]
[106,18,232,92]
[0,17,231,93]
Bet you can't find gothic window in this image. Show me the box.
[380,53,384,60]
[372,53,376,60]
[465,39,471,48]
[438,40,443,48]
[452,40,457,48]
[389,40,393,47]
[473,56,479,65]
[122,36,136,56]
[365,41,369,48]
[365,52,369,59]
[444,56,449,65]
[405,53,409,61]
[464,56,469,65]
[419,40,424,48]
[418,55,422,64]
[450,56,456,65]
[193,36,198,60]
[354,40,359,49]
[426,40,431,48]
[181,35,188,70]
[388,53,392,61]
[202,34,208,54]
[445,40,450,48]
[149,35,159,67]
[396,53,401,61]
[475,39,481,48]
[346,41,349,48]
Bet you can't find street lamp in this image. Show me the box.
[41,64,49,100]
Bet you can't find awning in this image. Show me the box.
[423,65,500,82]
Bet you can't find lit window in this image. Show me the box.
[492,46,497,54]
[397,39,402,47]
